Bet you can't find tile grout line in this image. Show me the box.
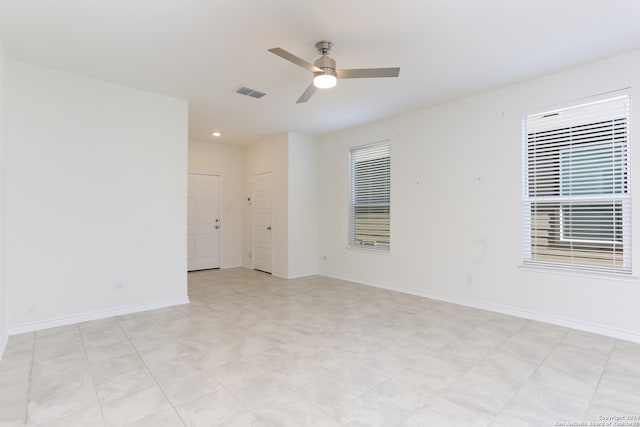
[534,328,609,423]
[140,303,274,426]
[187,301,285,426]
[78,324,109,427]
[484,320,568,424]
[23,332,37,425]
[193,276,343,425]
[582,337,619,422]
[403,315,528,424]
[260,360,360,425]
[117,312,188,427]
[210,368,267,426]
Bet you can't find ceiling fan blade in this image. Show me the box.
[296,82,317,104]
[269,48,322,73]
[336,67,400,79]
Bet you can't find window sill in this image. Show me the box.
[346,246,391,255]
[518,264,638,283]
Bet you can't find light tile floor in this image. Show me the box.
[1,268,639,426]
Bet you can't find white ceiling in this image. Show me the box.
[1,0,640,145]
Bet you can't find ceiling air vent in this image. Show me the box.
[235,86,266,99]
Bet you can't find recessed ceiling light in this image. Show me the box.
[212,132,221,137]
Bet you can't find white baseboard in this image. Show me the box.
[322,272,640,344]
[220,264,242,269]
[286,272,318,280]
[273,272,316,279]
[8,296,190,336]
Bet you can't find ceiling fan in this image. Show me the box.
[268,40,400,103]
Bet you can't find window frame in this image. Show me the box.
[522,92,631,274]
[348,139,391,251]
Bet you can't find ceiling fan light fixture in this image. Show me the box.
[313,72,337,89]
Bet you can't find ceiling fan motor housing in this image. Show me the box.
[314,55,336,77]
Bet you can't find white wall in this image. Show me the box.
[5,60,189,332]
[288,132,318,278]
[243,133,289,277]
[0,34,7,354]
[318,50,640,343]
[188,140,243,268]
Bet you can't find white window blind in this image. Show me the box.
[350,141,391,250]
[523,94,631,273]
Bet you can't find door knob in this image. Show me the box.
[215,225,220,229]
[267,226,272,230]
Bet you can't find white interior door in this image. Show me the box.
[187,174,220,271]
[253,172,273,273]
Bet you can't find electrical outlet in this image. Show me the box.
[115,281,125,291]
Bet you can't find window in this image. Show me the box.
[523,94,631,273]
[349,141,390,250]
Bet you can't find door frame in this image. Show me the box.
[252,171,273,274]
[187,172,222,271]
